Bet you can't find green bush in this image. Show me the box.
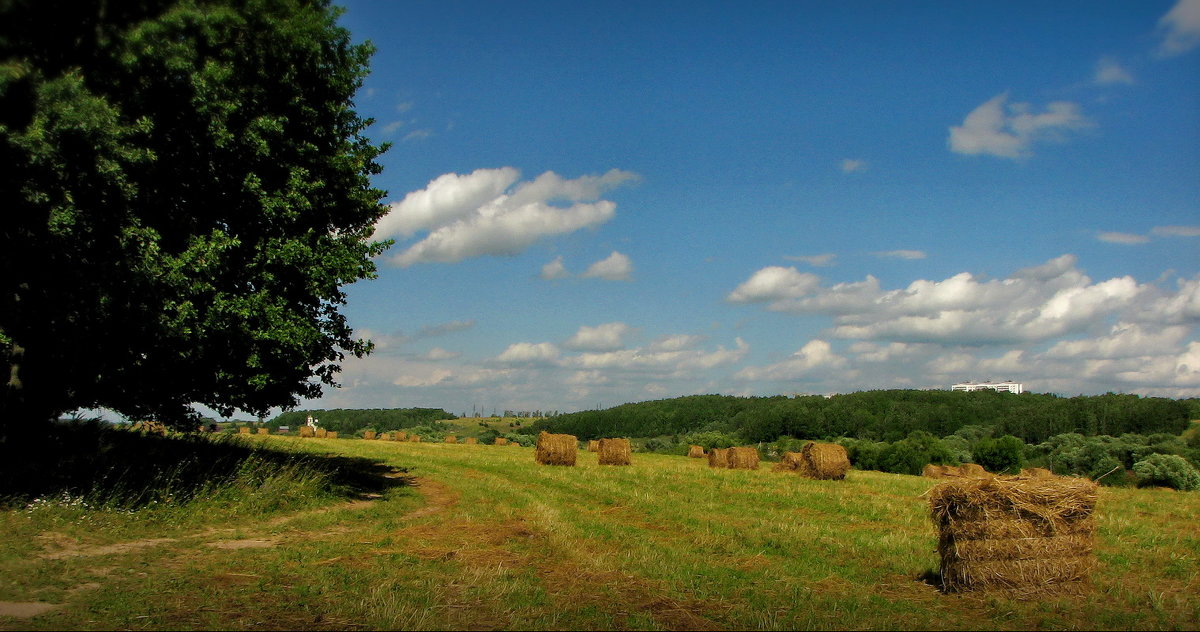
[972,435,1026,474]
[1132,454,1200,491]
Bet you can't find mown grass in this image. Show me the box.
[1,435,1197,630]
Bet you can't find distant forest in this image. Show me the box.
[524,391,1197,444]
[268,408,456,433]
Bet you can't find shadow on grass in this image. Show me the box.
[917,568,946,593]
[0,418,410,507]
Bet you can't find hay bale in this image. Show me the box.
[587,440,600,452]
[923,463,949,478]
[535,431,577,466]
[708,448,729,468]
[394,431,408,441]
[315,428,327,438]
[363,430,377,440]
[929,475,1098,592]
[465,437,477,445]
[1021,467,1054,478]
[238,427,251,434]
[326,431,338,439]
[798,442,849,480]
[256,427,269,435]
[410,435,421,442]
[774,451,804,472]
[687,445,705,458]
[958,463,992,478]
[597,438,632,466]
[445,435,457,444]
[726,446,760,470]
[299,425,315,438]
[494,437,509,446]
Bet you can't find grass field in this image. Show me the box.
[1,435,1197,630]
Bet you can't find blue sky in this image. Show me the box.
[285,0,1199,417]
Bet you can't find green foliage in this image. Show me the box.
[678,430,743,450]
[1133,454,1200,491]
[972,435,1027,474]
[1,0,389,435]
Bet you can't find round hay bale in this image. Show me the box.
[536,431,577,466]
[409,435,421,442]
[687,445,706,458]
[363,430,377,440]
[326,431,338,439]
[299,426,315,438]
[315,428,328,438]
[929,475,1098,592]
[394,431,408,441]
[587,440,600,452]
[958,463,992,478]
[597,438,632,466]
[238,427,251,434]
[494,437,509,446]
[445,435,457,444]
[727,446,760,470]
[800,442,849,480]
[774,451,804,472]
[256,427,269,435]
[464,437,478,445]
[707,447,729,469]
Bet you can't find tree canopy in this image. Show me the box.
[0,0,389,440]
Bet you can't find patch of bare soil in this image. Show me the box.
[534,564,729,631]
[0,601,60,618]
[38,537,178,560]
[204,538,279,550]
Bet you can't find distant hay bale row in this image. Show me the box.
[587,440,599,452]
[597,438,632,466]
[929,474,1098,592]
[923,463,993,479]
[773,443,850,480]
[536,431,577,466]
[708,446,759,470]
[687,445,705,458]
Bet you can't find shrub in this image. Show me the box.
[1132,454,1200,491]
[972,435,1026,474]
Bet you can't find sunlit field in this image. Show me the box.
[1,435,1196,630]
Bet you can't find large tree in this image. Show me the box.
[0,0,389,441]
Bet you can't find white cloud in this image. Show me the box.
[581,251,633,281]
[403,129,433,142]
[1097,231,1150,244]
[840,159,868,173]
[540,256,570,280]
[727,266,821,303]
[495,342,561,364]
[420,347,461,361]
[1044,323,1192,359]
[377,168,637,266]
[873,249,927,260]
[1094,57,1135,85]
[564,322,632,352]
[784,253,837,267]
[1151,225,1200,237]
[380,120,405,135]
[648,334,704,352]
[948,93,1091,159]
[735,339,847,381]
[1158,0,1200,56]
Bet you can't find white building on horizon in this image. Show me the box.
[951,380,1024,394]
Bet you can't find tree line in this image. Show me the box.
[268,408,456,434]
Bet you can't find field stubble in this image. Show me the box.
[1,436,1196,630]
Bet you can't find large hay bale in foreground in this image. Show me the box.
[494,437,509,446]
[708,448,729,468]
[929,475,1098,592]
[597,438,632,466]
[798,442,849,480]
[465,437,477,445]
[726,446,760,470]
[363,430,377,440]
[445,435,457,444]
[299,425,315,438]
[535,431,577,466]
[687,445,705,458]
[587,440,600,452]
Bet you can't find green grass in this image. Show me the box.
[1,435,1197,630]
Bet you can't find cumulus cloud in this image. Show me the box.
[1094,57,1135,85]
[564,322,632,352]
[1158,0,1200,56]
[376,168,638,266]
[581,251,633,281]
[948,93,1091,159]
[540,256,570,280]
[495,342,561,365]
[735,339,847,381]
[840,159,868,173]
[727,266,821,303]
[784,253,837,267]
[1097,231,1150,244]
[873,249,927,260]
